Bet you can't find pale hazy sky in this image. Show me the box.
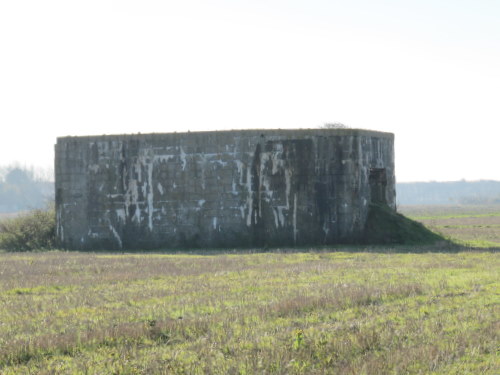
[1,0,499,182]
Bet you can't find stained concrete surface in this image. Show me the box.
[55,129,395,250]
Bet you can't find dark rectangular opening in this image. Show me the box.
[369,168,387,204]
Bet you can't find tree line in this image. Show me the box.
[397,180,500,205]
[0,166,54,213]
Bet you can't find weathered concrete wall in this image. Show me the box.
[55,129,395,250]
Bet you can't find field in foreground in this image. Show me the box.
[0,250,498,374]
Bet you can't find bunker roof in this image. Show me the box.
[56,128,393,142]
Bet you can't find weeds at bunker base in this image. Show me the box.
[55,128,395,250]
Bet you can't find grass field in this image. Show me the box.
[0,250,498,374]
[0,205,498,374]
[400,204,500,248]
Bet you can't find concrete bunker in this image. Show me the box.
[55,128,395,250]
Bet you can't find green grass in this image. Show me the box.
[399,204,500,219]
[0,250,498,374]
[447,239,500,249]
[399,205,500,248]
[408,213,500,220]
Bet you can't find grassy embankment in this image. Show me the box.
[0,250,498,374]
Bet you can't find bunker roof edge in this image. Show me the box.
[56,128,393,143]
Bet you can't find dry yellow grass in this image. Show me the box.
[0,250,498,374]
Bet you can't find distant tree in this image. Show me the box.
[0,165,54,213]
[5,168,33,185]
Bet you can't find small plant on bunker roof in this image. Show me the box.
[322,122,349,129]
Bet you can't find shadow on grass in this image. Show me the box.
[8,240,497,256]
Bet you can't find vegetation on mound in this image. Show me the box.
[364,203,445,245]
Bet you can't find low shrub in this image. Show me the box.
[0,205,56,251]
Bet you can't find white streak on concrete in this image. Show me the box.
[200,154,207,190]
[271,145,284,174]
[180,147,187,170]
[125,179,141,223]
[135,159,142,182]
[133,206,141,223]
[154,154,176,163]
[87,229,99,239]
[258,152,273,214]
[97,141,109,154]
[293,193,298,244]
[246,166,253,226]
[116,209,126,223]
[157,183,164,195]
[284,167,292,209]
[261,177,272,202]
[89,165,99,173]
[212,159,228,167]
[322,221,330,237]
[272,207,279,228]
[147,161,154,231]
[235,160,244,184]
[231,179,238,195]
[213,217,217,230]
[109,224,123,249]
[196,199,206,212]
[278,206,285,226]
